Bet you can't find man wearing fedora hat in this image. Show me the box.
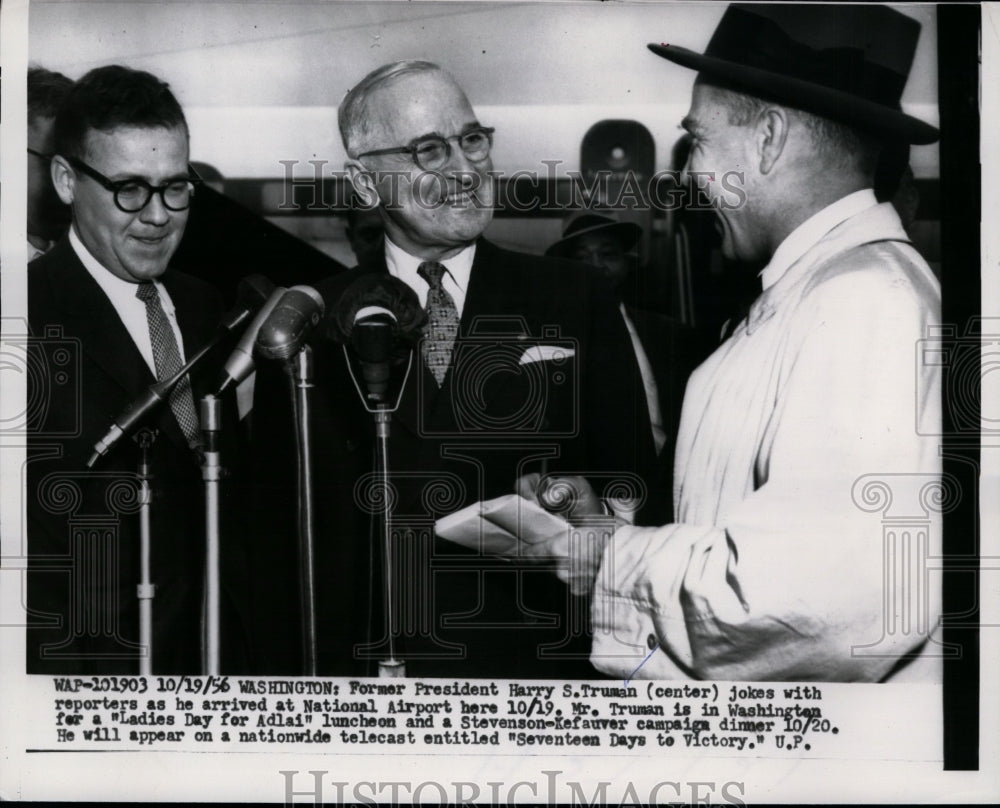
[515,4,942,682]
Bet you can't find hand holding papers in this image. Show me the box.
[435,493,569,557]
[436,475,616,596]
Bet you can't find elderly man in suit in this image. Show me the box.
[515,4,943,682]
[249,61,654,678]
[26,65,238,674]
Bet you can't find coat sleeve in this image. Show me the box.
[590,262,943,681]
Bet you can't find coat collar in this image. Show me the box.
[744,202,912,335]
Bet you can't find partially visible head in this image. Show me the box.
[339,61,494,260]
[682,75,882,263]
[50,65,193,282]
[546,212,641,289]
[569,233,630,286]
[27,66,74,242]
[345,203,385,266]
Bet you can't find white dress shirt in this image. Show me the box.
[70,226,187,374]
[384,237,475,318]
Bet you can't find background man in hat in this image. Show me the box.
[546,210,700,523]
[248,60,655,678]
[515,4,942,681]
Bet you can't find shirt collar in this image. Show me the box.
[383,236,476,293]
[69,225,174,315]
[759,189,879,291]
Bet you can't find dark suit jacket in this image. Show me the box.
[26,237,247,674]
[248,238,655,678]
[622,301,711,525]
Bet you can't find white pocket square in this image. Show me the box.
[518,345,575,365]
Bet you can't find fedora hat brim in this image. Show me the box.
[649,43,939,145]
[545,220,642,258]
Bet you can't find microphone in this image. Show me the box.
[254,286,326,361]
[216,286,286,393]
[352,306,398,403]
[86,274,276,467]
[331,274,425,409]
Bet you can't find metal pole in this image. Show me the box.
[375,408,405,678]
[293,346,318,676]
[133,428,158,676]
[200,395,222,675]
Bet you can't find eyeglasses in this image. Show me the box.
[357,126,495,171]
[66,155,202,213]
[27,147,51,161]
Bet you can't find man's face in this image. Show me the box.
[62,125,190,283]
[682,82,764,263]
[351,70,494,260]
[28,115,70,241]
[568,232,630,288]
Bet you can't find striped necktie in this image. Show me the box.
[417,261,460,386]
[135,282,202,449]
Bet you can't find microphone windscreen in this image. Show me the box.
[330,273,425,346]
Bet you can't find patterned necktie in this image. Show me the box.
[135,282,202,449]
[417,261,460,386]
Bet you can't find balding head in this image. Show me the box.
[339,60,446,156]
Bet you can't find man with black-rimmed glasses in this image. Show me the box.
[26,65,242,674]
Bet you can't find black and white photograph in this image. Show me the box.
[0,0,995,803]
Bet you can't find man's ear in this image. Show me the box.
[756,107,790,175]
[345,160,381,210]
[50,155,76,205]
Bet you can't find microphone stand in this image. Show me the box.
[342,347,413,679]
[200,395,223,675]
[373,405,404,679]
[291,346,318,676]
[133,428,158,676]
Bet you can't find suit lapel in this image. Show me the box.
[45,240,197,453]
[46,240,154,401]
[161,271,217,361]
